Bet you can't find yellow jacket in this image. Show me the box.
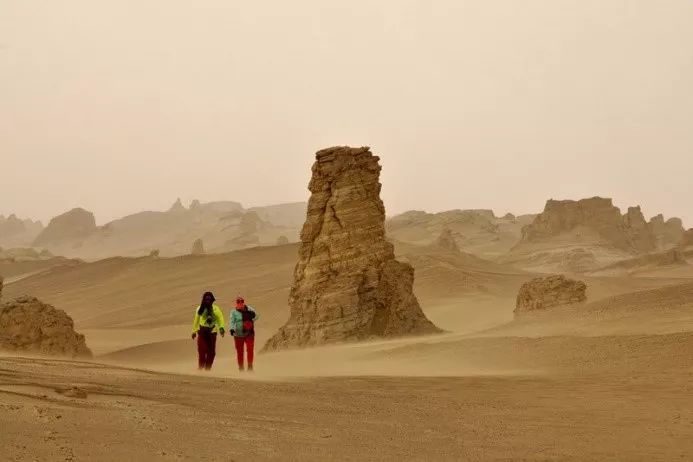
[192,304,225,334]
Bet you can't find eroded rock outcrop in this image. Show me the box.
[264,146,440,350]
[276,235,290,246]
[33,208,97,248]
[0,296,92,357]
[522,198,630,249]
[649,215,684,249]
[191,238,205,255]
[520,197,685,254]
[679,229,693,251]
[434,228,460,253]
[515,275,587,315]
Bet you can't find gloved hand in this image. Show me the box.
[191,333,197,340]
[219,327,225,337]
[230,330,235,337]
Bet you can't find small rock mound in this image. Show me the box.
[434,228,460,253]
[276,235,290,246]
[191,238,205,255]
[0,296,92,357]
[515,275,587,315]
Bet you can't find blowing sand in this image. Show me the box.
[2,249,693,460]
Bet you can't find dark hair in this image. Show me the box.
[197,291,216,315]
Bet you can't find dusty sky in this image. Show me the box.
[2,1,692,226]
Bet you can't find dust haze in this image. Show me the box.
[2,0,692,223]
[2,2,693,461]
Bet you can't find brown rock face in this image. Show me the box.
[0,296,92,357]
[264,146,440,350]
[33,208,97,248]
[521,197,667,253]
[515,275,587,315]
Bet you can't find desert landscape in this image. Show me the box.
[3,1,693,461]
[2,145,693,461]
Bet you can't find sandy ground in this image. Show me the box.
[2,247,693,460]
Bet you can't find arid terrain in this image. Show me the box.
[2,223,693,460]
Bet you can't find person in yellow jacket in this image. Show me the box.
[191,291,225,370]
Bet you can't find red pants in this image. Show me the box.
[234,336,255,369]
[197,330,217,370]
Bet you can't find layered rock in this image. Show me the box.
[520,197,685,254]
[0,296,92,357]
[522,198,630,249]
[515,275,587,315]
[33,208,97,248]
[264,146,439,350]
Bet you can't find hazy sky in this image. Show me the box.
[2,1,692,226]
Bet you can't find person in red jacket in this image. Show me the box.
[229,297,259,372]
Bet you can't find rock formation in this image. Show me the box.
[264,146,440,350]
[515,275,587,315]
[33,208,97,248]
[434,228,460,253]
[622,206,656,252]
[0,296,92,357]
[276,235,290,246]
[522,198,630,248]
[149,249,160,258]
[0,214,44,247]
[191,238,205,255]
[169,198,186,213]
[649,215,684,249]
[520,197,686,254]
[679,229,693,250]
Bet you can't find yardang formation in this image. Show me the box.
[264,146,440,350]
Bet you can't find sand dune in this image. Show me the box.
[3,231,693,460]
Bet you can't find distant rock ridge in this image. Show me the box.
[264,146,440,351]
[0,295,92,357]
[25,199,304,259]
[0,214,44,247]
[33,208,97,248]
[515,275,587,315]
[521,197,684,253]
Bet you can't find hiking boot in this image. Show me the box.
[247,365,254,372]
[238,365,245,372]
